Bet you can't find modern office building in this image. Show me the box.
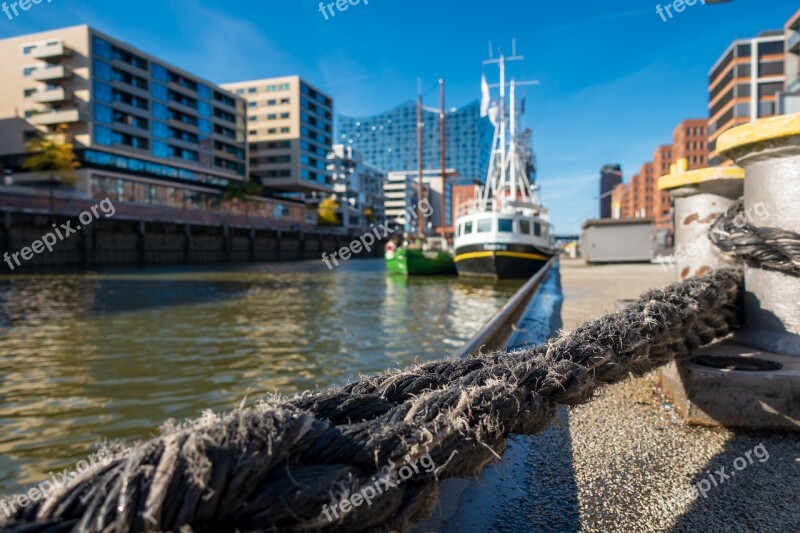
[0,25,250,209]
[599,164,623,218]
[222,76,333,195]
[326,144,385,231]
[338,100,493,184]
[779,8,800,114]
[707,30,786,165]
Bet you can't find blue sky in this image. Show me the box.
[0,0,794,232]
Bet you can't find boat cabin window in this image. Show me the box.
[534,222,542,237]
[520,220,531,234]
[477,219,492,233]
[498,218,514,233]
[464,221,473,234]
[542,224,549,239]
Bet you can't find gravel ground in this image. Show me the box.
[560,259,800,533]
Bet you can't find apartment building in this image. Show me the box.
[222,76,333,195]
[673,118,708,170]
[326,144,385,231]
[385,169,455,231]
[610,118,707,224]
[0,25,249,209]
[707,30,786,165]
[779,8,800,113]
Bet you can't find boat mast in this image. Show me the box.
[416,89,425,238]
[510,79,516,202]
[439,79,446,239]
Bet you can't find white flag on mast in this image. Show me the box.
[480,75,490,117]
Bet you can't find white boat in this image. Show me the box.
[453,47,555,278]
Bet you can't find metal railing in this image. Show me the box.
[454,256,557,358]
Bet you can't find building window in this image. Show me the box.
[152,102,169,120]
[152,121,169,139]
[93,80,113,102]
[92,36,112,60]
[94,103,113,124]
[151,63,169,82]
[22,66,36,77]
[151,82,168,101]
[23,88,36,97]
[94,125,114,146]
[152,141,169,158]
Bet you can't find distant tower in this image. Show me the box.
[599,164,623,218]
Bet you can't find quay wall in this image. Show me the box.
[0,190,383,271]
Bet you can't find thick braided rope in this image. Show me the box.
[709,199,800,277]
[0,269,742,533]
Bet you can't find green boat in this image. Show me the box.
[385,240,456,276]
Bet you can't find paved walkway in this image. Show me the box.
[425,260,800,532]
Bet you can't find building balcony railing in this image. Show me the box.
[788,77,800,94]
[30,41,70,60]
[33,87,69,104]
[788,31,800,54]
[31,108,85,126]
[32,65,69,82]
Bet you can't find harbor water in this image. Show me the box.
[0,259,523,494]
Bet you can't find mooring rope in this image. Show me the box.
[709,199,800,277]
[0,268,742,532]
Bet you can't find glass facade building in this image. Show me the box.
[0,25,249,201]
[338,100,493,184]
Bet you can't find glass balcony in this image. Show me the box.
[788,31,800,54]
[31,109,85,126]
[33,87,68,104]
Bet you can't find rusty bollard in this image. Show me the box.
[658,164,744,279]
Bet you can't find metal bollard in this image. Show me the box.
[658,165,744,280]
[718,114,800,356]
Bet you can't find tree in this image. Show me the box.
[23,124,80,186]
[317,196,340,226]
[222,180,263,220]
[364,207,376,225]
[23,124,80,218]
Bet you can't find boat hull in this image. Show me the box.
[385,247,456,276]
[454,243,553,279]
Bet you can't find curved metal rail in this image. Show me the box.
[454,256,557,359]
